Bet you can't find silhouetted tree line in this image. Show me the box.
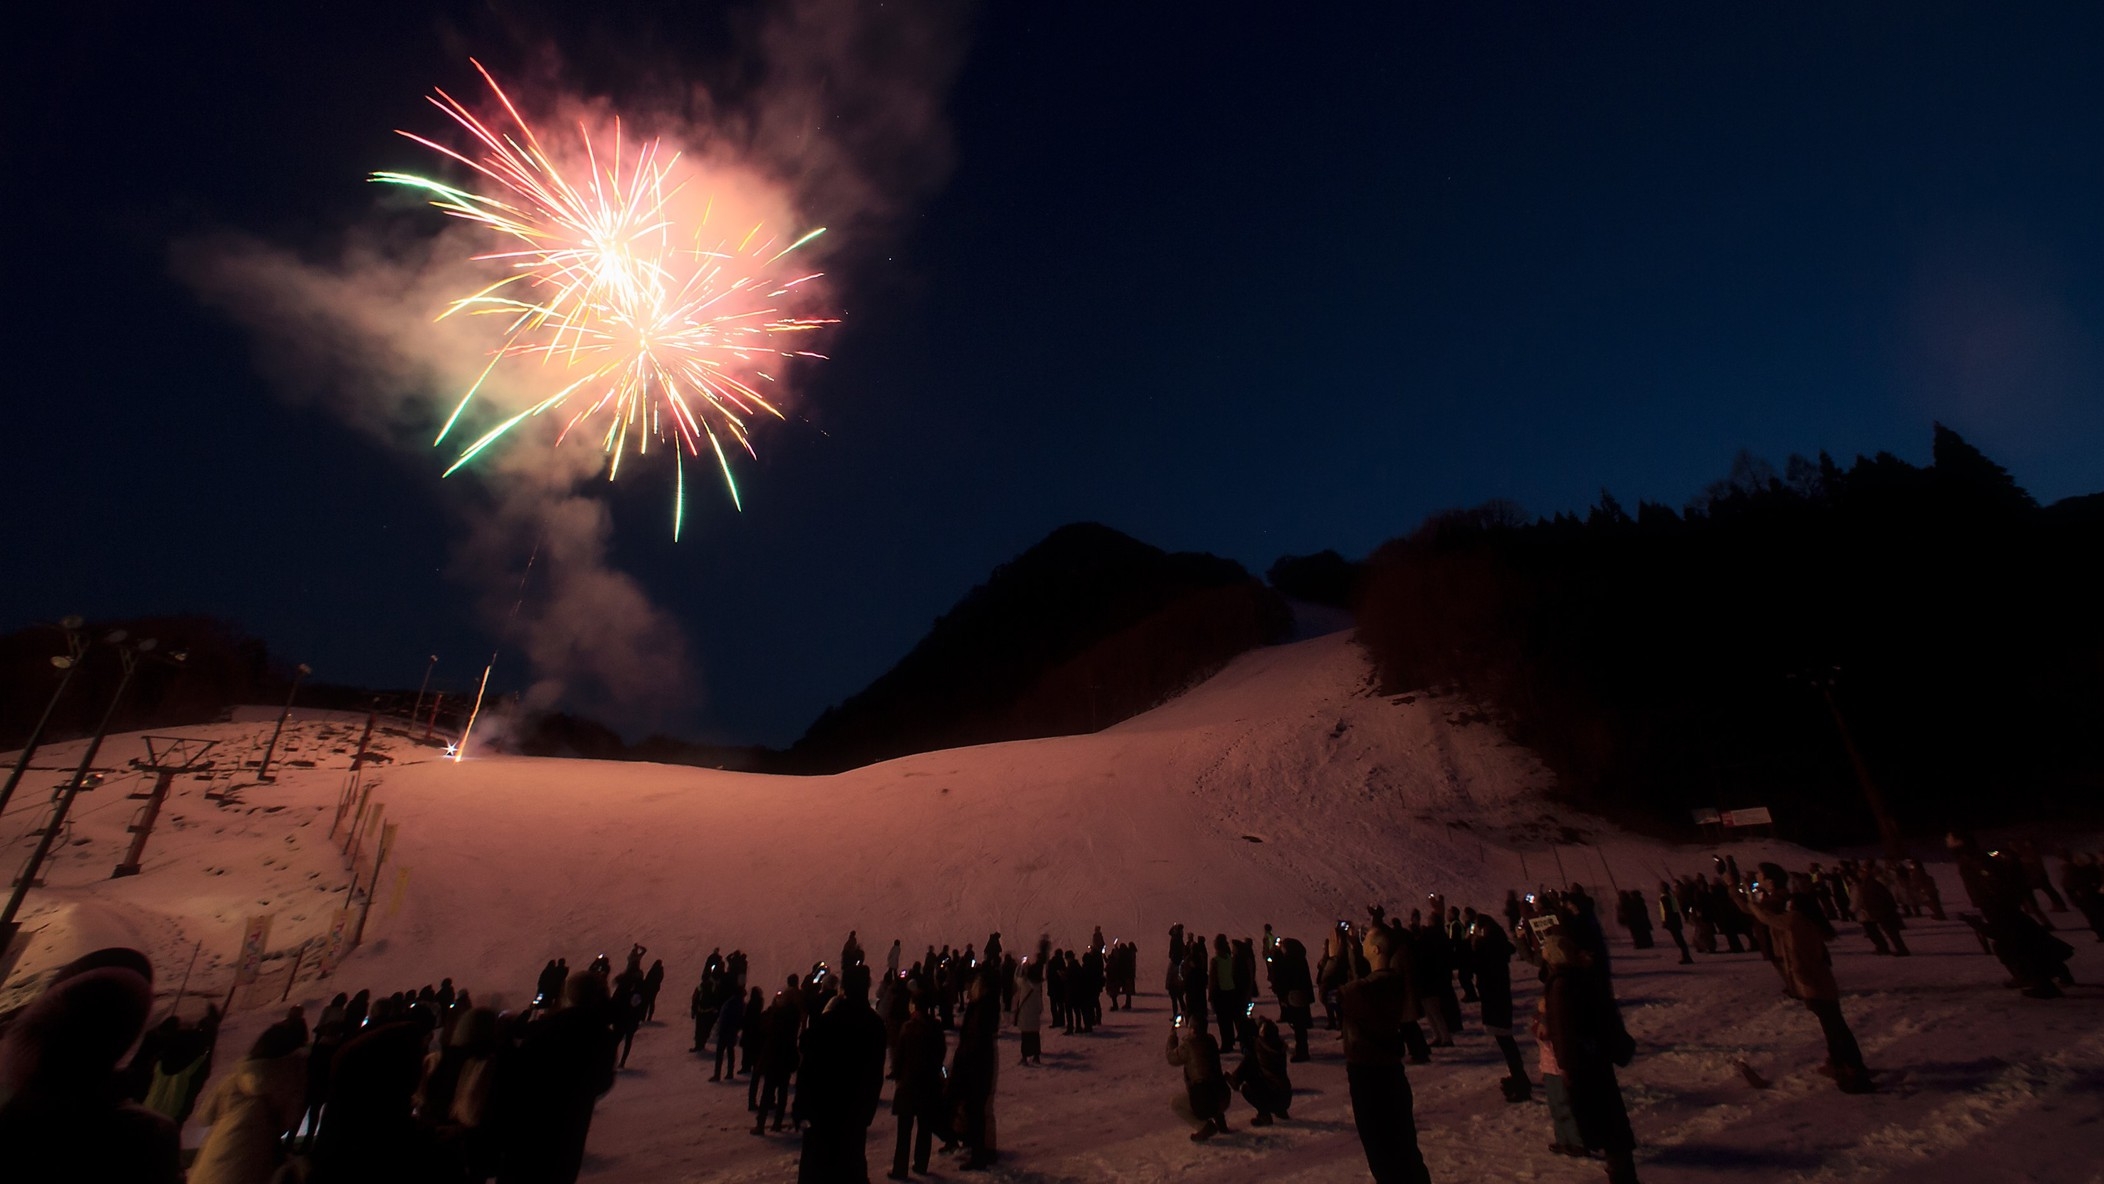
[0,615,282,749]
[1267,549,1363,609]
[1353,426,2104,844]
[784,522,1290,773]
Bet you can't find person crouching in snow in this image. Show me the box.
[1228,1015,1293,1125]
[1166,1015,1234,1140]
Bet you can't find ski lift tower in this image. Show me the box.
[112,736,218,878]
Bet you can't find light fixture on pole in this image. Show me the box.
[254,663,312,784]
[2,638,184,948]
[0,616,89,821]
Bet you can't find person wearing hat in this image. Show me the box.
[0,948,180,1183]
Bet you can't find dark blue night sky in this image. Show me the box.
[8,3,2104,743]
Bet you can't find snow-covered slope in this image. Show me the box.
[4,631,2100,1183]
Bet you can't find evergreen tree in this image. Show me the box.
[1931,423,2037,514]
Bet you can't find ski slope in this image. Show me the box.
[3,630,2099,1182]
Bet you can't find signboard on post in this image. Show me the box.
[351,802,384,876]
[233,914,274,989]
[1721,806,1774,828]
[387,866,411,918]
[316,907,355,977]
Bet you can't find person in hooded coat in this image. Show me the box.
[189,1019,309,1184]
[0,949,181,1184]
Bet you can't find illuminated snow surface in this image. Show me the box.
[4,631,2099,1182]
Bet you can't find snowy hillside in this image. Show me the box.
[3,631,2100,1182]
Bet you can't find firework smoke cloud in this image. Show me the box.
[179,1,973,719]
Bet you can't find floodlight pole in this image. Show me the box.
[0,620,89,821]
[1800,666,1906,861]
[254,663,312,783]
[1,641,160,945]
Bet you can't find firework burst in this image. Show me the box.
[375,60,834,537]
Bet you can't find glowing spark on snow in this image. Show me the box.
[376,60,835,535]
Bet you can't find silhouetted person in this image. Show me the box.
[0,949,180,1184]
[1229,1016,1292,1125]
[493,972,618,1184]
[947,975,1000,1169]
[797,966,888,1184]
[1166,1019,1233,1141]
[750,993,799,1135]
[1339,924,1432,1184]
[888,991,947,1180]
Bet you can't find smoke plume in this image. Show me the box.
[177,3,973,722]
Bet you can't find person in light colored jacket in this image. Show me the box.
[189,1021,308,1184]
[1012,957,1045,1065]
